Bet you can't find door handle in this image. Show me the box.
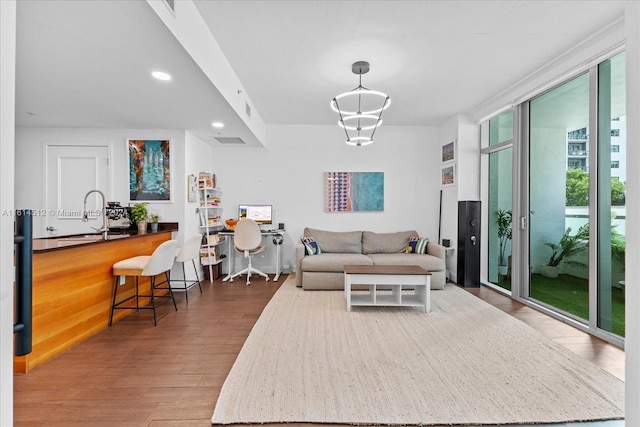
[470,235,477,246]
[46,226,56,232]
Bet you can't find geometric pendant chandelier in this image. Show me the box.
[330,61,390,146]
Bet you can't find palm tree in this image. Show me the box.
[544,224,589,268]
[496,209,512,267]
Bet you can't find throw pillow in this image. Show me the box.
[301,237,321,256]
[406,237,429,254]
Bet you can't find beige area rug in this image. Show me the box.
[211,277,624,425]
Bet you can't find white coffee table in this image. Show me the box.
[344,265,431,312]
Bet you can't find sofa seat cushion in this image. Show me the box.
[301,253,373,273]
[367,253,444,272]
[303,228,362,253]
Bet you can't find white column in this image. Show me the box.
[0,1,16,425]
[625,2,640,426]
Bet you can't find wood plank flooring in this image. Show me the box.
[13,276,625,426]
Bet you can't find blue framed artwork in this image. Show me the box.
[128,139,171,201]
[325,171,384,212]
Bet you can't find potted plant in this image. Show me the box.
[542,224,589,278]
[130,202,148,234]
[149,213,160,232]
[496,209,512,276]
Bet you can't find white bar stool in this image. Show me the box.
[171,234,203,304]
[110,239,178,326]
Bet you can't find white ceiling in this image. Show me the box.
[15,0,625,144]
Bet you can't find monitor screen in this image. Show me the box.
[238,204,272,224]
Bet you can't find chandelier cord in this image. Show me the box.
[368,96,389,142]
[357,73,363,137]
[334,97,352,142]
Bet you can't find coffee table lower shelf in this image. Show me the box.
[344,265,431,312]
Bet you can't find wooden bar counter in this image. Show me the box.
[14,224,177,373]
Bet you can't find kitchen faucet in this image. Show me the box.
[82,189,109,240]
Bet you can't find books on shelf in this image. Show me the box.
[205,234,225,245]
[198,172,216,189]
[200,246,219,265]
[204,196,220,207]
[198,171,224,270]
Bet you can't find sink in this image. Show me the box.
[58,234,104,242]
[57,233,130,242]
[106,234,130,240]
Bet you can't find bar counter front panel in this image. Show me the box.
[14,226,177,373]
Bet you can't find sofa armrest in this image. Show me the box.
[427,242,446,263]
[295,242,306,287]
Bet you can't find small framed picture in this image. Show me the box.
[441,164,455,187]
[441,140,455,163]
[187,174,197,202]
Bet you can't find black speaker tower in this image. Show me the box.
[457,200,481,288]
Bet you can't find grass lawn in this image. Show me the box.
[497,273,625,337]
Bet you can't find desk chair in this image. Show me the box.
[171,234,203,304]
[110,239,178,326]
[228,219,269,285]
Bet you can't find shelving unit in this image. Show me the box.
[198,172,225,280]
[349,284,428,308]
[344,265,431,312]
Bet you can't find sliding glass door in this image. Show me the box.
[596,53,626,337]
[528,73,590,322]
[487,111,513,291]
[482,51,626,342]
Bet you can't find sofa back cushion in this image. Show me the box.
[303,228,362,253]
[362,230,418,254]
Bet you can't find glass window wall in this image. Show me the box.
[597,52,626,337]
[528,73,590,322]
[483,50,626,342]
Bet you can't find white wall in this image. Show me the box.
[14,127,211,284]
[178,130,215,281]
[14,124,442,277]
[438,115,482,283]
[211,124,440,273]
[15,128,188,238]
[0,1,16,424]
[625,2,640,425]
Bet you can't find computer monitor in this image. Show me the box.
[238,204,272,225]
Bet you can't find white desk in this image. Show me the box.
[219,229,285,281]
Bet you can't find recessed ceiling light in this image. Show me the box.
[211,122,225,128]
[151,71,171,81]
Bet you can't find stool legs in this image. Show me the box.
[181,263,189,305]
[172,260,202,304]
[135,277,140,310]
[193,260,203,294]
[109,272,177,327]
[109,276,119,326]
[149,275,157,326]
[164,271,178,312]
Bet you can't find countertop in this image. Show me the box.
[33,222,178,253]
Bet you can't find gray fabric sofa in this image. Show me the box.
[295,228,446,290]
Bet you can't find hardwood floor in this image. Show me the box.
[465,285,625,382]
[13,276,624,426]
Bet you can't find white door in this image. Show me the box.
[45,144,110,236]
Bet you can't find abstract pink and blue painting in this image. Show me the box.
[325,172,384,212]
